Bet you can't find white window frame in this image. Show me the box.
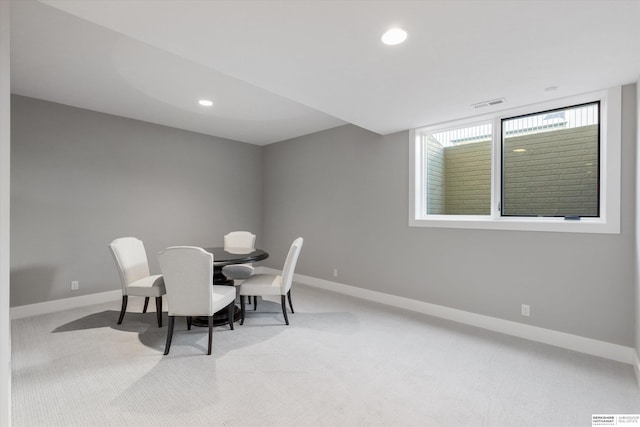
[409,86,621,234]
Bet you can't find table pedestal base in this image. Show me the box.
[213,268,234,287]
[191,304,242,327]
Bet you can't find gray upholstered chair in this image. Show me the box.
[239,237,303,325]
[108,237,166,327]
[157,246,236,355]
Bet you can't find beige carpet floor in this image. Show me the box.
[11,284,640,426]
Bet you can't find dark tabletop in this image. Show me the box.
[203,247,269,266]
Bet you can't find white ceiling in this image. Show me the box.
[11,0,640,145]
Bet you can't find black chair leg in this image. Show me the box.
[117,295,128,324]
[254,296,258,311]
[287,290,294,314]
[240,295,246,325]
[281,295,289,325]
[164,316,175,355]
[155,296,163,327]
[228,303,234,330]
[187,316,192,330]
[207,315,213,355]
[143,297,150,313]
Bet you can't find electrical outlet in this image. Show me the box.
[71,280,79,291]
[521,304,530,317]
[333,268,338,278]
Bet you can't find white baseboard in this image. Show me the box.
[11,271,636,367]
[10,290,121,320]
[256,267,636,365]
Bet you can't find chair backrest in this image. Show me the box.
[224,231,256,250]
[157,246,214,316]
[108,237,151,294]
[280,237,303,293]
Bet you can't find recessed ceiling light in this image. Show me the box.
[381,28,407,45]
[198,99,213,107]
[513,148,527,153]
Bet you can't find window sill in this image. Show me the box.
[409,215,619,234]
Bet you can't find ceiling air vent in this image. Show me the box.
[472,98,506,109]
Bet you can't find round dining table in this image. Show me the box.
[204,247,269,286]
[191,247,268,326]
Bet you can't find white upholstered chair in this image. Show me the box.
[221,231,257,280]
[108,237,166,327]
[157,246,237,355]
[222,231,257,306]
[239,237,303,325]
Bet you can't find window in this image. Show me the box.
[424,123,492,215]
[502,102,600,218]
[409,87,620,233]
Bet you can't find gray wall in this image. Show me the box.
[635,81,640,361]
[1,2,12,425]
[262,84,637,347]
[10,95,262,307]
[9,86,638,347]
